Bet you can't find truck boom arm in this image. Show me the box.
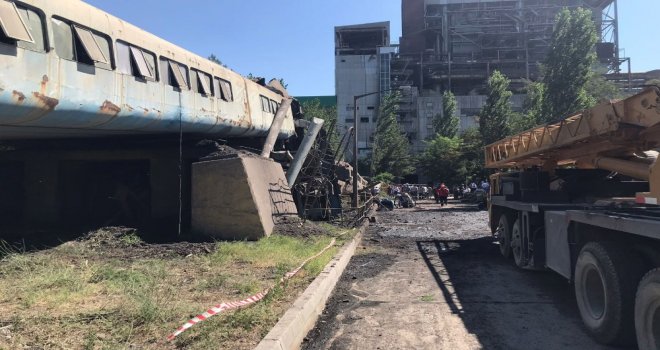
[484,87,660,204]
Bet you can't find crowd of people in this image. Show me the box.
[373,179,491,210]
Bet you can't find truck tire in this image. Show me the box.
[635,268,660,350]
[511,219,525,268]
[496,214,512,258]
[574,242,642,345]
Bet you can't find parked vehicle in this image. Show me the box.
[486,87,660,348]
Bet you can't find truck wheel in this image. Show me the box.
[635,268,660,350]
[511,219,525,268]
[574,242,642,345]
[496,214,512,258]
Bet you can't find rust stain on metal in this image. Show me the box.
[12,90,25,103]
[40,75,49,95]
[100,100,121,116]
[33,92,59,110]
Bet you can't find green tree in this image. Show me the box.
[300,99,339,153]
[433,91,459,138]
[457,128,487,183]
[371,93,414,180]
[510,81,545,133]
[585,67,622,101]
[479,70,513,145]
[208,54,227,68]
[419,135,461,183]
[373,172,395,184]
[541,8,598,122]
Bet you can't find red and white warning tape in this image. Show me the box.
[166,238,337,341]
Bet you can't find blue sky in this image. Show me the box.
[85,0,659,97]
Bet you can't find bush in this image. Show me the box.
[373,172,395,184]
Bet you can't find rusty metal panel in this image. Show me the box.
[0,0,297,140]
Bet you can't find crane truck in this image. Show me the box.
[485,87,660,349]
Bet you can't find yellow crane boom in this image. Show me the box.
[484,87,660,204]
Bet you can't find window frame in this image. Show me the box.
[51,16,113,70]
[192,69,212,96]
[260,95,270,113]
[0,0,33,43]
[72,25,109,64]
[215,77,233,102]
[129,46,155,80]
[0,1,47,53]
[116,40,157,81]
[269,99,278,114]
[163,58,188,90]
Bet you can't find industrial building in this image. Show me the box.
[335,0,623,160]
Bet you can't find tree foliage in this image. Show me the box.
[433,91,459,138]
[541,8,598,122]
[208,54,227,68]
[373,172,395,184]
[585,67,622,102]
[418,128,487,185]
[479,70,513,145]
[419,135,461,184]
[510,81,545,133]
[300,99,339,153]
[457,128,488,182]
[371,93,414,180]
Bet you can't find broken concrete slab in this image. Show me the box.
[191,155,298,240]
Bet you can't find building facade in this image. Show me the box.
[336,0,620,160]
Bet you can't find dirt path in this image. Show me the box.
[303,201,622,350]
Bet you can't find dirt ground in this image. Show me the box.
[0,222,344,350]
[303,200,628,350]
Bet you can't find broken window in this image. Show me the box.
[51,18,74,60]
[16,7,44,52]
[0,0,33,43]
[129,46,154,79]
[270,99,278,114]
[216,78,233,102]
[73,26,108,64]
[260,95,270,112]
[52,17,112,70]
[0,2,46,53]
[193,70,212,96]
[116,41,156,80]
[161,58,188,89]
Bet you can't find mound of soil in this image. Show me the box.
[77,227,216,260]
[274,221,332,238]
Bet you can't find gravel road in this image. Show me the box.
[302,200,626,350]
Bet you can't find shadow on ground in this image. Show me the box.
[416,235,625,349]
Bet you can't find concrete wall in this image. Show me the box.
[191,156,297,240]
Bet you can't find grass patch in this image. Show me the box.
[420,295,435,302]
[0,224,350,349]
[119,232,143,245]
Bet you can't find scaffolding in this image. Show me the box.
[395,0,619,94]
